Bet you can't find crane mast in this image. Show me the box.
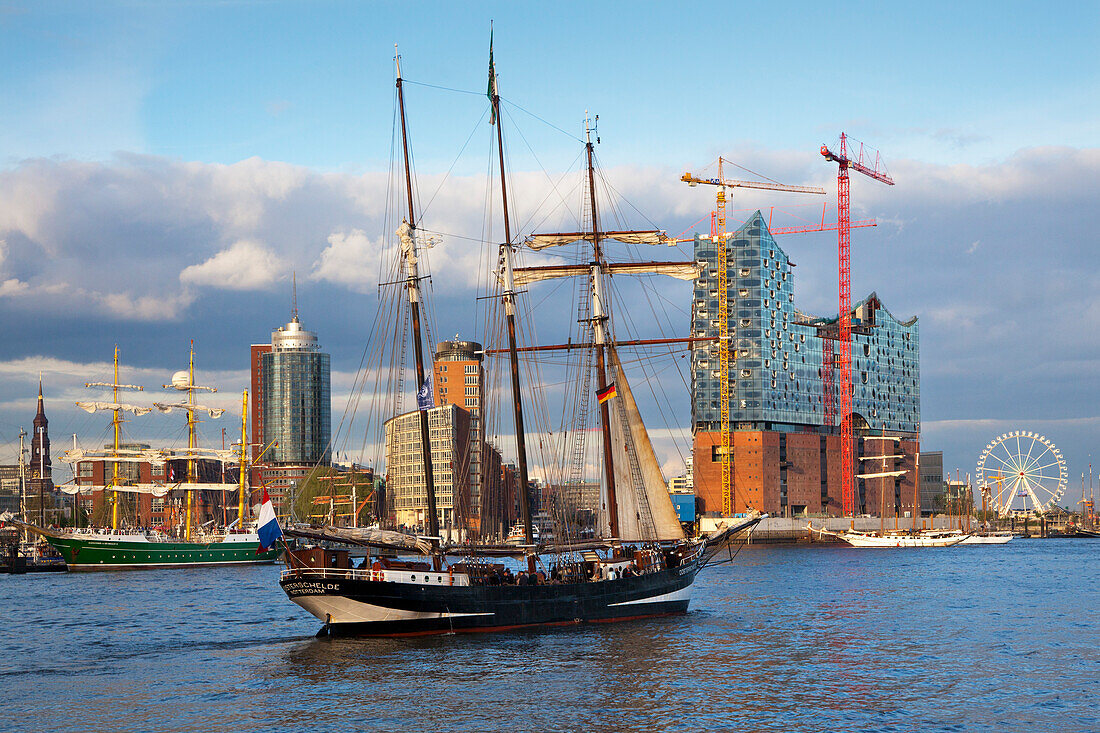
[821,133,894,517]
[715,160,731,515]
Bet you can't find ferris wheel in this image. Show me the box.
[975,431,1067,517]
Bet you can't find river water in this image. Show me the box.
[2,540,1096,732]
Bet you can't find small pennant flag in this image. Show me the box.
[417,376,434,411]
[256,486,282,552]
[596,382,617,404]
[487,26,497,124]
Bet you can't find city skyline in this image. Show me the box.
[1,2,1098,495]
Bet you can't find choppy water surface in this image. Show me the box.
[2,541,1096,732]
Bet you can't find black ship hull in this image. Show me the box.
[280,560,700,637]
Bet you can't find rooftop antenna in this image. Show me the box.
[291,271,299,322]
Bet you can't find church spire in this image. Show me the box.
[30,375,51,485]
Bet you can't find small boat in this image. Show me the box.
[0,526,67,574]
[504,520,539,545]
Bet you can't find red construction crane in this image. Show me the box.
[821,133,894,517]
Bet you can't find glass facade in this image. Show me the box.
[691,212,919,435]
[261,348,331,465]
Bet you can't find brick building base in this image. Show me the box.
[693,430,919,518]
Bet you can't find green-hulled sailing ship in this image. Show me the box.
[25,345,280,570]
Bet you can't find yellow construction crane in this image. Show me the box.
[682,158,824,516]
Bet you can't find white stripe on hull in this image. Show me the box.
[68,559,277,571]
[292,594,494,624]
[607,583,693,607]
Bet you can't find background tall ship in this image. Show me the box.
[19,345,281,569]
[278,46,761,636]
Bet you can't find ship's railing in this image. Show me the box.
[281,566,471,586]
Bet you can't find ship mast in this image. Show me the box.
[186,342,196,540]
[18,428,26,542]
[489,42,536,566]
[159,341,218,540]
[112,347,122,530]
[584,114,620,539]
[395,49,441,567]
[238,390,248,530]
[79,347,146,531]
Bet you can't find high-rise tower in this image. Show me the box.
[433,340,484,526]
[251,308,331,509]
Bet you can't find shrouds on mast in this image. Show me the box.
[395,47,441,561]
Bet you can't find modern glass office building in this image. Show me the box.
[260,315,331,466]
[690,212,920,517]
[384,404,471,529]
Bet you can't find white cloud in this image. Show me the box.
[0,277,28,296]
[180,239,287,291]
[97,290,196,321]
[311,229,391,292]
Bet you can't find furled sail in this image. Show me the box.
[153,402,226,418]
[855,470,908,479]
[60,482,241,497]
[607,346,685,542]
[86,381,144,391]
[61,483,173,497]
[76,401,153,416]
[513,261,701,287]
[60,448,168,465]
[164,447,240,462]
[171,482,241,492]
[284,525,434,555]
[525,230,673,251]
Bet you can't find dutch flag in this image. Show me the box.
[256,487,283,552]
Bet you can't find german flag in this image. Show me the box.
[596,383,617,404]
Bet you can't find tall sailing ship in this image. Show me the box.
[278,48,760,635]
[24,345,281,569]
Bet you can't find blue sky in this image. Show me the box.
[1,1,1099,501]
[4,1,1096,169]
